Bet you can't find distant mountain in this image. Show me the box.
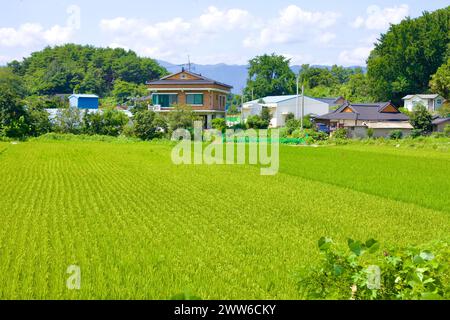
[157,60,366,94]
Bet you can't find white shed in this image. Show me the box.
[241,95,344,127]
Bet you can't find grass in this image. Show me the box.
[0,137,449,299]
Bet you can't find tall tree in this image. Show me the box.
[367,6,450,104]
[430,58,450,99]
[244,54,296,99]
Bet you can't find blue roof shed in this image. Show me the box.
[69,94,99,109]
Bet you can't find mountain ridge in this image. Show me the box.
[157,60,366,94]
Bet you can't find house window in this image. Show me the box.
[186,94,204,105]
[152,94,178,108]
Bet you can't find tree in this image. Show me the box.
[430,58,450,99]
[82,109,128,136]
[9,44,167,96]
[0,68,29,138]
[437,101,450,118]
[260,107,272,123]
[211,118,227,132]
[133,110,167,140]
[54,108,83,134]
[166,105,199,131]
[367,7,450,104]
[112,80,147,104]
[244,54,296,98]
[409,104,433,134]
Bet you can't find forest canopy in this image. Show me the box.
[7,44,168,97]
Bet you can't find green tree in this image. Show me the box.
[211,118,227,132]
[133,110,167,140]
[437,101,450,117]
[54,107,83,134]
[430,58,450,99]
[244,54,296,98]
[167,105,199,131]
[367,7,450,104]
[112,80,147,104]
[9,44,167,96]
[409,104,433,134]
[0,68,29,138]
[83,109,129,136]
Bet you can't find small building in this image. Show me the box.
[402,94,445,113]
[69,94,99,109]
[147,69,233,129]
[315,101,411,138]
[432,117,450,132]
[241,96,345,128]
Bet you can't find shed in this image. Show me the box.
[69,94,99,109]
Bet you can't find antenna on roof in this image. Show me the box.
[187,55,191,72]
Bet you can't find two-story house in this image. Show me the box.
[402,94,445,112]
[147,69,233,128]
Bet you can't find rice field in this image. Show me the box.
[0,138,449,299]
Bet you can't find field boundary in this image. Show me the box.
[278,168,449,215]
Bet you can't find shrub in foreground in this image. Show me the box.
[389,130,403,140]
[298,237,450,300]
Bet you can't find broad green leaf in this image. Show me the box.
[419,251,435,261]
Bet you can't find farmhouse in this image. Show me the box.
[315,101,412,138]
[147,69,233,128]
[241,95,345,128]
[432,117,450,132]
[402,94,445,112]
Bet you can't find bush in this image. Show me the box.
[291,129,328,144]
[410,129,424,138]
[444,124,450,137]
[54,108,83,134]
[211,118,227,132]
[367,127,374,139]
[333,128,348,139]
[83,109,129,137]
[409,104,433,134]
[389,130,403,140]
[285,118,301,134]
[298,237,450,300]
[246,115,269,129]
[133,110,167,140]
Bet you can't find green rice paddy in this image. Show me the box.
[0,138,448,299]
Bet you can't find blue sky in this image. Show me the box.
[0,0,447,66]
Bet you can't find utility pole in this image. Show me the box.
[301,84,305,130]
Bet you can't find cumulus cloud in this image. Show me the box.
[243,5,340,48]
[0,5,78,50]
[352,4,409,30]
[100,5,340,62]
[100,6,255,61]
[339,46,373,66]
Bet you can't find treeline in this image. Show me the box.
[7,44,167,98]
[244,6,450,105]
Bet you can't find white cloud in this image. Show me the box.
[352,4,409,30]
[316,32,336,45]
[339,46,373,66]
[243,5,340,48]
[100,6,255,62]
[0,21,75,48]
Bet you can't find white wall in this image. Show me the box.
[275,97,329,127]
[242,97,330,127]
